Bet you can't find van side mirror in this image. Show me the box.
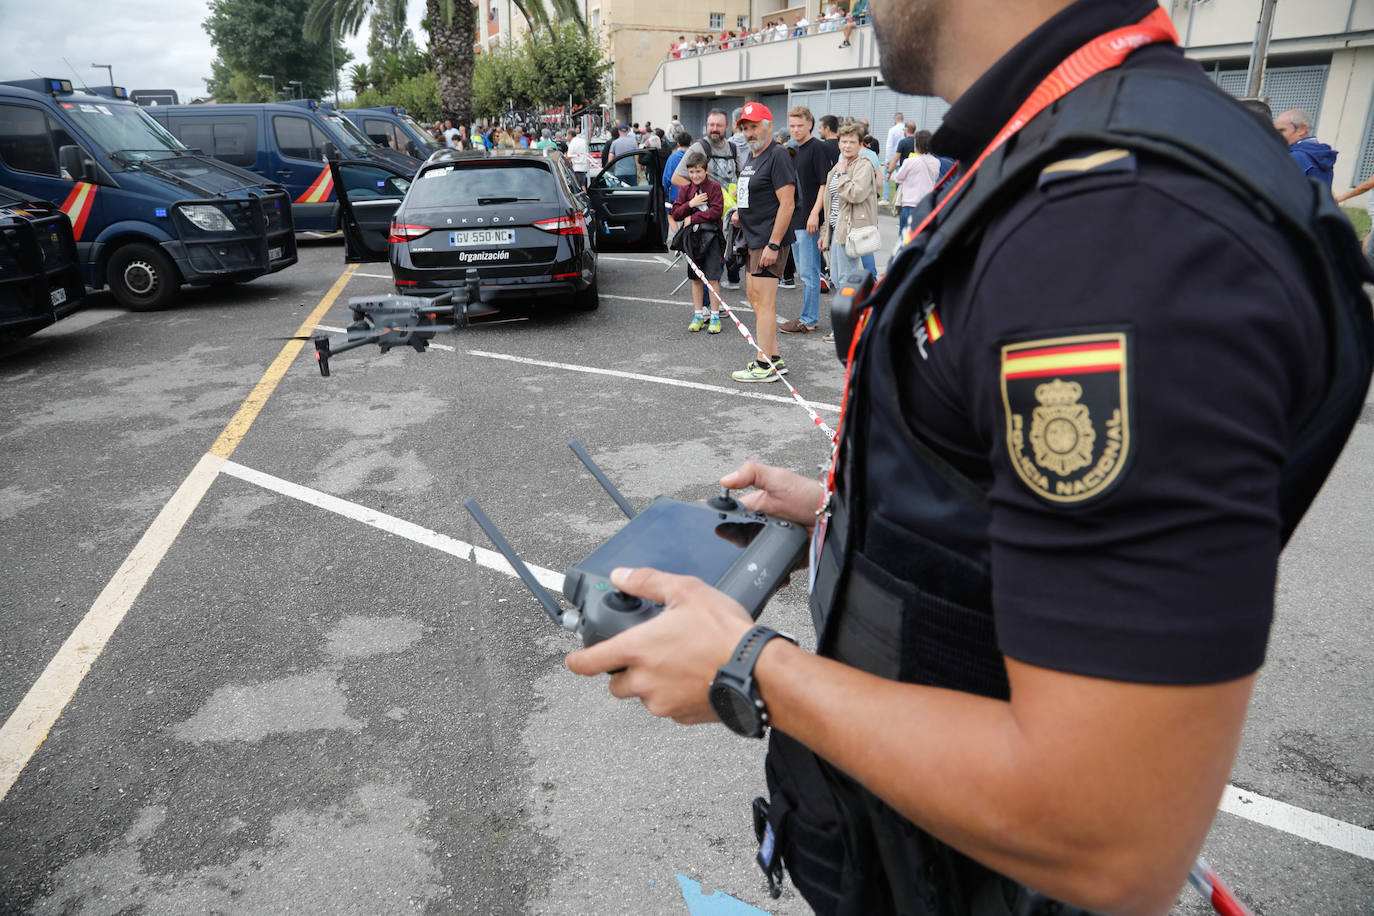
[405,141,418,158]
[322,141,340,162]
[59,145,95,182]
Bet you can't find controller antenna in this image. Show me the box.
[567,440,636,520]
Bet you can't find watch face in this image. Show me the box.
[710,682,761,737]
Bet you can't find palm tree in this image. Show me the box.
[305,0,586,126]
[348,62,374,94]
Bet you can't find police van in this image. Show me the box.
[0,183,85,338]
[341,106,441,161]
[0,79,296,310]
[147,100,421,232]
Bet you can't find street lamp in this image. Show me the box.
[257,73,276,101]
[91,63,113,87]
[289,79,303,101]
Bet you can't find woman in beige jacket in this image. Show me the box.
[811,121,878,287]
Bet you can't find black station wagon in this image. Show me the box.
[330,146,666,311]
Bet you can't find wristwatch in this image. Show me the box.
[766,241,781,251]
[710,625,795,738]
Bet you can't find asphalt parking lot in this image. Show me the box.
[1,222,1370,915]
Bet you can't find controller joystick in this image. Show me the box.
[707,487,739,512]
[604,590,644,612]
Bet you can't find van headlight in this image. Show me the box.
[178,204,235,232]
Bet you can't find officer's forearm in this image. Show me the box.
[753,642,1250,915]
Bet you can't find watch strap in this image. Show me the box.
[720,625,789,682]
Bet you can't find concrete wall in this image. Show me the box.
[1320,46,1374,194]
[1171,0,1372,50]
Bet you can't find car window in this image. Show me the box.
[337,162,410,198]
[172,115,256,166]
[406,162,561,207]
[273,115,329,161]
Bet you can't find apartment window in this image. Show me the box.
[591,6,601,32]
[709,12,724,29]
[737,14,748,29]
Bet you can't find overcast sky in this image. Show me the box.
[0,0,428,104]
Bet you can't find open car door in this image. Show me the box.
[586,148,666,251]
[328,159,413,263]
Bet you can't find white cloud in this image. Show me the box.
[0,0,427,104]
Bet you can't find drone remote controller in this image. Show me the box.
[465,441,809,647]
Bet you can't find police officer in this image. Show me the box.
[566,0,1373,913]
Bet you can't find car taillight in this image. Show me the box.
[388,222,430,243]
[533,213,586,236]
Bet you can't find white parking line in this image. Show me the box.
[31,309,125,338]
[354,272,393,280]
[215,460,1374,863]
[219,461,563,593]
[465,349,840,411]
[1220,786,1374,860]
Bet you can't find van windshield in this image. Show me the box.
[399,115,441,152]
[58,99,184,161]
[321,115,373,157]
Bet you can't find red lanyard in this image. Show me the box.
[819,7,1179,512]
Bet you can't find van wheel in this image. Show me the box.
[573,275,599,311]
[107,242,180,311]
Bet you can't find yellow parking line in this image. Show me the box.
[211,265,357,459]
[0,265,356,802]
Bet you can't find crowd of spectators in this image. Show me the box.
[666,4,867,59]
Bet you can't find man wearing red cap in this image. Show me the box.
[728,102,798,383]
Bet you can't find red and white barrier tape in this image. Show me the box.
[677,244,837,441]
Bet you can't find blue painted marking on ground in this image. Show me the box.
[677,873,770,915]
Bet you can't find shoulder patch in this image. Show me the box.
[1000,331,1134,505]
[1037,148,1137,189]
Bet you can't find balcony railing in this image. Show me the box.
[662,12,871,62]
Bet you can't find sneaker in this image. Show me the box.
[822,333,835,342]
[688,313,707,332]
[778,277,796,289]
[732,358,787,383]
[707,315,722,334]
[720,279,740,290]
[779,318,817,334]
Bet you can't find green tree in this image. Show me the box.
[204,0,351,101]
[303,0,586,124]
[349,62,374,94]
[365,0,417,60]
[356,70,441,122]
[470,21,608,119]
[527,21,609,112]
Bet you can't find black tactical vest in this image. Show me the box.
[764,68,1374,916]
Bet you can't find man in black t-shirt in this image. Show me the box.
[818,114,841,158]
[779,106,838,334]
[727,102,798,384]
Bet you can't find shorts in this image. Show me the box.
[687,234,724,282]
[746,247,785,279]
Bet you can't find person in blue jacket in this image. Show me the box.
[1275,109,1337,186]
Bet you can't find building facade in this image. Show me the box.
[634,0,1374,198]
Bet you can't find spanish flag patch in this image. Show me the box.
[1000,331,1132,504]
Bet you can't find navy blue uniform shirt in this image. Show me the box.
[903,0,1328,684]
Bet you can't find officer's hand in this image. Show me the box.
[565,567,753,724]
[731,211,740,227]
[721,461,824,531]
